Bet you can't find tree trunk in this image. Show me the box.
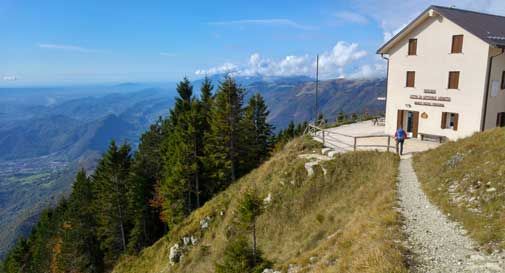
[252,220,257,265]
[114,176,127,252]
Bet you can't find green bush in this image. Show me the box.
[215,238,271,273]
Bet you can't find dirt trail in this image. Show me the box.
[398,156,505,273]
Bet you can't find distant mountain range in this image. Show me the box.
[0,76,386,258]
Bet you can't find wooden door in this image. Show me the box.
[397,110,404,129]
[412,111,419,138]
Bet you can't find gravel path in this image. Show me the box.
[398,156,505,273]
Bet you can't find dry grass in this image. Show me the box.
[413,128,505,252]
[113,136,406,273]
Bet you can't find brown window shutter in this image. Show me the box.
[441,112,447,129]
[412,112,419,137]
[453,113,459,131]
[408,39,417,55]
[497,112,504,127]
[406,71,415,87]
[448,71,459,89]
[501,71,505,90]
[397,110,404,129]
[451,35,463,53]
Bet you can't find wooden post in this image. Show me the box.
[387,136,391,152]
[353,137,357,151]
[322,130,325,146]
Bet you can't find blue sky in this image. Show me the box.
[1,0,505,86]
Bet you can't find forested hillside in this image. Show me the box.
[0,75,385,263]
[1,76,309,272]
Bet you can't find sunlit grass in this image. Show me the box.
[113,137,406,273]
[413,128,505,252]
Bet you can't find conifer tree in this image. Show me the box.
[205,76,245,192]
[92,141,132,266]
[127,119,166,252]
[241,93,274,171]
[160,78,202,227]
[59,169,103,272]
[238,190,263,264]
[197,76,214,205]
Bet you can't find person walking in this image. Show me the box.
[395,127,407,155]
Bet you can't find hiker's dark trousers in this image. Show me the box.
[396,139,404,155]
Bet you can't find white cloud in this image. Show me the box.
[334,11,368,24]
[352,0,505,42]
[349,62,386,79]
[160,52,176,57]
[195,63,238,76]
[207,19,315,30]
[38,43,99,53]
[195,41,378,79]
[2,75,17,81]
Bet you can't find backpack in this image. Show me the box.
[396,129,405,140]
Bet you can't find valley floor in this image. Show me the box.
[398,156,505,272]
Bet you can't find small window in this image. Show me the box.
[451,35,464,53]
[406,71,415,87]
[497,112,505,127]
[408,39,417,55]
[448,71,460,89]
[441,112,459,131]
[501,71,505,90]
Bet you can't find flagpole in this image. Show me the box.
[315,54,319,124]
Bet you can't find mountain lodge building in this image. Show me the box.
[378,5,505,140]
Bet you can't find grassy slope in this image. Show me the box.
[413,128,505,252]
[113,137,406,273]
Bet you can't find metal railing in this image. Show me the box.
[305,124,396,153]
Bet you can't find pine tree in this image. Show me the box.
[241,93,274,171]
[127,119,166,252]
[160,78,202,227]
[337,111,346,124]
[92,141,132,266]
[59,169,103,272]
[205,76,245,192]
[237,190,263,264]
[197,76,214,205]
[3,238,29,273]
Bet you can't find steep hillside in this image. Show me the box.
[113,137,406,273]
[248,78,386,128]
[413,128,505,252]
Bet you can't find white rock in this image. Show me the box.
[287,264,301,273]
[263,193,272,205]
[200,216,212,230]
[190,235,198,245]
[182,236,191,246]
[321,147,332,155]
[486,187,496,192]
[262,269,281,273]
[169,243,181,265]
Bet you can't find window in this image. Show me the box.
[441,112,459,130]
[406,71,415,87]
[448,71,460,89]
[451,35,464,53]
[408,39,417,55]
[497,112,505,127]
[501,71,505,90]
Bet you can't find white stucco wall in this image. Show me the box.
[384,13,490,140]
[484,48,505,129]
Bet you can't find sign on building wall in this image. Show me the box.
[409,94,451,107]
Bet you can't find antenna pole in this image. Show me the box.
[315,54,319,124]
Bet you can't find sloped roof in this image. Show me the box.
[377,5,505,54]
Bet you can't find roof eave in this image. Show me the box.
[376,6,446,55]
